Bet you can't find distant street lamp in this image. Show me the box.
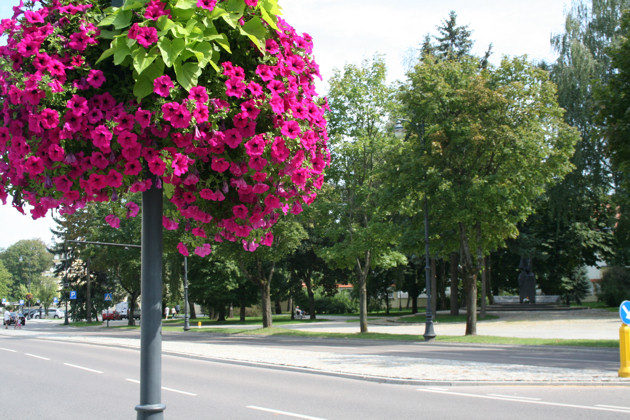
[394,121,436,341]
[183,257,190,332]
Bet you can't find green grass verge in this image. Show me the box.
[65,321,103,327]
[162,315,326,326]
[394,314,499,323]
[571,301,618,312]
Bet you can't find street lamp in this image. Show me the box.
[394,121,436,341]
[183,257,190,331]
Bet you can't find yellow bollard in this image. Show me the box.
[620,323,630,378]
[198,321,202,328]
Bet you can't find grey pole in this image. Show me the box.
[63,245,69,325]
[183,256,190,331]
[135,182,165,419]
[421,122,435,342]
[423,197,436,341]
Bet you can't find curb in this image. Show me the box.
[24,333,630,387]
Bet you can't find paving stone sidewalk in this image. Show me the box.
[2,321,627,385]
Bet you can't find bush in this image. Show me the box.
[598,266,630,307]
[294,291,357,314]
[560,267,591,305]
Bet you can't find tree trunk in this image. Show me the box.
[356,251,370,333]
[411,268,419,314]
[385,290,390,315]
[480,256,487,318]
[450,253,459,316]
[486,256,494,304]
[439,258,447,310]
[228,303,234,319]
[239,302,246,322]
[430,257,437,315]
[260,281,272,328]
[274,299,282,315]
[304,275,316,320]
[459,223,477,335]
[128,292,138,326]
[217,306,226,322]
[189,301,196,319]
[288,296,294,320]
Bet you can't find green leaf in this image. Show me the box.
[157,16,176,33]
[214,33,231,53]
[122,0,145,10]
[260,6,278,31]
[158,38,186,67]
[133,75,154,100]
[163,183,175,200]
[113,37,132,65]
[98,12,118,28]
[188,41,213,65]
[174,61,202,91]
[95,47,115,65]
[113,10,133,30]
[139,57,165,82]
[224,0,246,14]
[173,0,197,9]
[240,16,268,51]
[99,29,116,40]
[132,48,158,75]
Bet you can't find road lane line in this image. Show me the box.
[161,386,197,396]
[246,406,326,420]
[487,394,541,401]
[596,404,630,410]
[416,389,630,414]
[25,353,50,361]
[0,347,17,352]
[126,378,140,384]
[63,363,103,374]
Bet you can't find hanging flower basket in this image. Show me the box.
[0,0,329,256]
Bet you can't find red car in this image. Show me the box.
[101,311,121,321]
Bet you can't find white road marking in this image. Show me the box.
[416,388,630,414]
[487,394,541,401]
[246,405,327,420]
[126,379,196,396]
[0,347,17,352]
[424,387,451,391]
[596,404,630,410]
[25,353,50,361]
[63,363,103,374]
[161,386,197,396]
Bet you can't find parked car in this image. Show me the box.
[32,308,64,319]
[102,311,122,321]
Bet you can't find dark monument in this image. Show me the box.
[518,257,536,304]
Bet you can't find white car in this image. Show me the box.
[32,308,64,319]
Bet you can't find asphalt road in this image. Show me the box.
[0,334,629,419]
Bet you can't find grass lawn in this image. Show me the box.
[162,315,326,327]
[64,321,103,327]
[571,301,618,312]
[394,314,499,323]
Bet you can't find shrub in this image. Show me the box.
[598,266,630,307]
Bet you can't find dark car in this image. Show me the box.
[4,312,26,327]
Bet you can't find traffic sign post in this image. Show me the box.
[69,291,77,300]
[619,301,630,378]
[53,297,59,304]
[104,293,113,302]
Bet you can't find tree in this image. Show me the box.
[433,11,473,60]
[401,56,579,334]
[34,275,59,313]
[320,56,406,332]
[0,239,53,297]
[0,260,11,300]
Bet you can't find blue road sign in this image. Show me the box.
[1,298,6,304]
[19,299,24,305]
[53,297,59,304]
[620,301,630,325]
[104,293,112,301]
[69,291,77,300]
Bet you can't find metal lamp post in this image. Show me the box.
[183,257,190,331]
[394,121,435,341]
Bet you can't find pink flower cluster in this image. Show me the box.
[0,0,329,256]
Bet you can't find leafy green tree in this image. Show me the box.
[433,11,473,60]
[0,260,11,300]
[401,56,579,334]
[320,56,407,332]
[0,239,53,296]
[34,275,59,314]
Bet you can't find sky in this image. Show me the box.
[0,0,572,250]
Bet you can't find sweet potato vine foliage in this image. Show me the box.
[0,0,329,256]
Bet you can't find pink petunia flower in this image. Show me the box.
[194,244,212,257]
[153,75,174,97]
[177,242,189,256]
[105,214,121,229]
